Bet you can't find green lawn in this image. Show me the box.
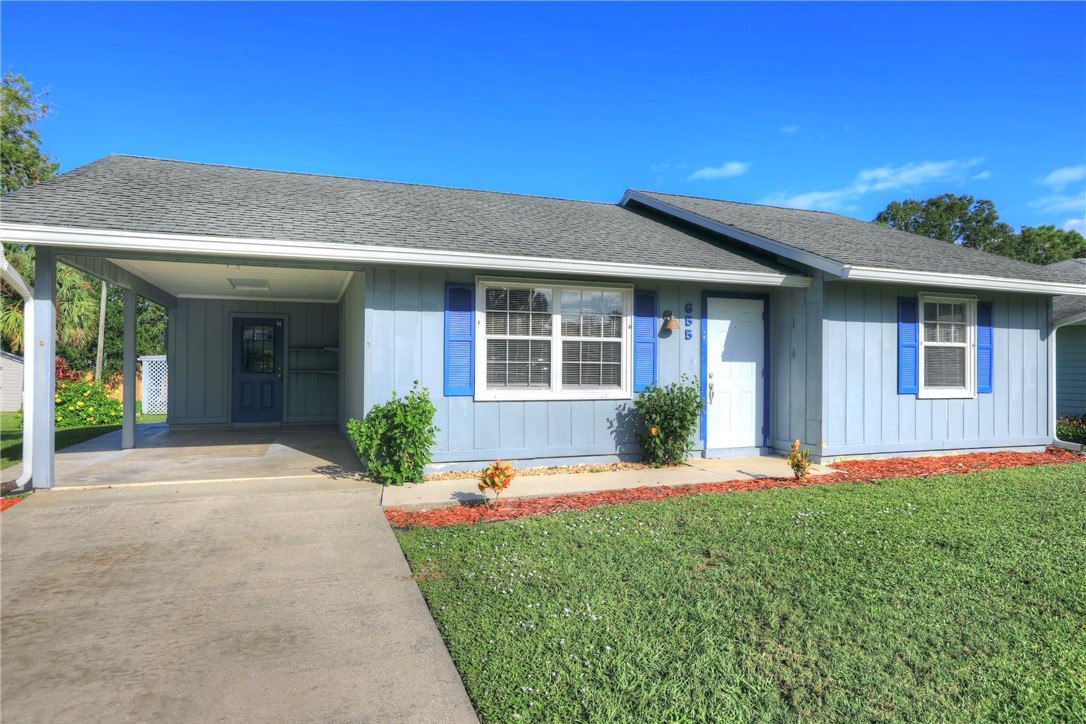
[0,411,167,470]
[398,463,1086,722]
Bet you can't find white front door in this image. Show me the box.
[706,297,764,449]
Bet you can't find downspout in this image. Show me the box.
[0,250,34,486]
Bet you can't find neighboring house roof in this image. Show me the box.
[1050,258,1086,326]
[625,190,1083,291]
[0,155,797,281]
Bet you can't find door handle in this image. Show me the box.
[708,381,714,403]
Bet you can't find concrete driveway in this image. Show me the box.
[1,472,477,721]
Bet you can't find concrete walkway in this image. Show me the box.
[1,446,477,722]
[383,455,833,509]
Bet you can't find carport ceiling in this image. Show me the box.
[109,259,352,302]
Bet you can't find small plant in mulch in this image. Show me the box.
[479,458,515,507]
[385,447,1084,530]
[787,439,813,480]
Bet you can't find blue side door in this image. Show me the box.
[232,318,284,423]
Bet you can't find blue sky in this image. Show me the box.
[3,2,1084,232]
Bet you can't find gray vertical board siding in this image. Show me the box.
[820,282,1051,457]
[879,289,899,442]
[862,286,881,444]
[171,297,339,424]
[768,284,820,451]
[823,284,848,448]
[363,266,785,466]
[1056,325,1086,417]
[804,275,823,446]
[769,288,790,444]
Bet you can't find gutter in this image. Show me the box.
[0,222,812,289]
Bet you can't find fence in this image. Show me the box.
[139,355,168,414]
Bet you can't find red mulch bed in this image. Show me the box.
[385,447,1083,530]
[1,497,25,512]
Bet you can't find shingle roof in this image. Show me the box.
[0,155,795,277]
[1050,258,1086,324]
[631,190,1075,285]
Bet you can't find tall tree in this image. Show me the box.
[1,72,59,192]
[1,72,98,363]
[982,225,1086,266]
[874,194,1016,251]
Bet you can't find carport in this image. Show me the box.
[3,241,365,489]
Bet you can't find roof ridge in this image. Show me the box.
[632,189,852,220]
[101,154,615,206]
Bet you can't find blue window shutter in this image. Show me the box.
[977,301,993,394]
[633,290,657,392]
[898,298,919,394]
[444,284,474,396]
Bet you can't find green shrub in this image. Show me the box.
[347,381,439,485]
[54,380,123,428]
[1056,415,1086,444]
[633,375,705,467]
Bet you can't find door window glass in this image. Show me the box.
[241,324,276,373]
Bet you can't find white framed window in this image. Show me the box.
[918,293,976,399]
[474,279,632,401]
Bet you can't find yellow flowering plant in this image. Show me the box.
[51,380,122,428]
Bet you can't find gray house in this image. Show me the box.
[1051,258,1086,420]
[2,155,1083,488]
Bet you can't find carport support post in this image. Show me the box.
[30,250,56,489]
[122,288,137,449]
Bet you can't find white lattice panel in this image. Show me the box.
[140,355,168,414]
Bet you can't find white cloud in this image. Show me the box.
[1062,218,1085,235]
[686,162,750,182]
[761,189,856,212]
[1041,165,1086,190]
[780,125,799,135]
[1030,190,1086,214]
[973,170,991,180]
[852,158,984,193]
[760,158,987,212]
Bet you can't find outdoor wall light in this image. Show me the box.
[662,310,681,330]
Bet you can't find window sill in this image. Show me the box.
[473,389,632,403]
[917,388,976,400]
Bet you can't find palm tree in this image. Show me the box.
[1,243,99,355]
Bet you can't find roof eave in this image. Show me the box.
[620,190,849,278]
[0,222,812,289]
[843,265,1086,297]
[1054,310,1086,328]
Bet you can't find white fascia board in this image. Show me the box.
[0,222,811,289]
[844,265,1086,296]
[620,190,847,277]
